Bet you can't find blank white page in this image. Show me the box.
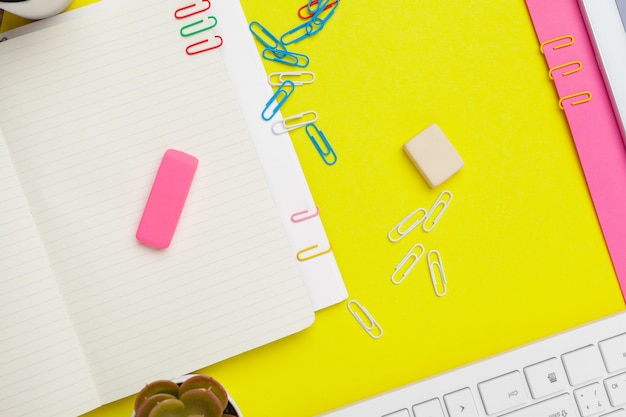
[0,0,314,404]
[0,132,100,416]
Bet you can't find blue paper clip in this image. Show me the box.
[249,21,286,53]
[262,80,295,121]
[262,48,310,68]
[311,0,339,26]
[180,16,218,37]
[307,0,330,14]
[305,123,337,165]
[280,21,314,45]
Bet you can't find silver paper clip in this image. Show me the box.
[262,80,295,121]
[272,110,318,135]
[347,300,383,339]
[387,207,427,242]
[296,243,331,261]
[391,243,425,285]
[268,71,316,87]
[423,190,453,232]
[428,250,447,297]
[305,123,337,165]
[290,206,319,223]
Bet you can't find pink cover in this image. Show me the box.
[136,149,198,249]
[525,0,626,299]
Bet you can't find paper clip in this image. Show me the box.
[186,36,223,55]
[305,123,337,165]
[387,207,428,242]
[559,91,592,109]
[311,0,339,27]
[180,16,218,37]
[281,21,314,45]
[548,60,583,79]
[347,300,383,339]
[428,250,447,297]
[272,110,318,135]
[290,206,320,223]
[540,34,574,53]
[296,243,331,261]
[298,0,337,19]
[422,190,453,233]
[391,243,425,285]
[268,71,316,87]
[249,21,286,53]
[307,0,330,14]
[262,80,295,121]
[262,48,310,68]
[175,0,211,19]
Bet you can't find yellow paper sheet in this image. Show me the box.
[2,1,624,416]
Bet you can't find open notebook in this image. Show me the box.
[0,0,346,415]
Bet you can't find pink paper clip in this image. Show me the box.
[290,206,320,223]
[186,36,223,56]
[175,0,211,19]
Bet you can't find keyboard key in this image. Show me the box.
[574,382,609,416]
[606,373,626,406]
[477,371,528,414]
[562,345,605,385]
[600,333,626,373]
[412,398,444,417]
[382,409,410,417]
[601,410,626,416]
[443,388,479,417]
[500,393,576,417]
[524,358,568,399]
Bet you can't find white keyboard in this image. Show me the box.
[318,311,626,417]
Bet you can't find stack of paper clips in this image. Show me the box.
[249,0,339,166]
[347,190,454,340]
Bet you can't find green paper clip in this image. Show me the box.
[305,123,337,165]
[180,16,217,37]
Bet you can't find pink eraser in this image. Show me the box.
[136,149,198,248]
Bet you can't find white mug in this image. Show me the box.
[0,0,72,20]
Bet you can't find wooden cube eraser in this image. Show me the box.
[403,124,464,188]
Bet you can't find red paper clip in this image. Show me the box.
[175,0,211,19]
[186,36,223,55]
[297,0,337,19]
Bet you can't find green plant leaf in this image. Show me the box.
[135,380,180,411]
[147,398,185,417]
[180,388,223,417]
[178,375,228,410]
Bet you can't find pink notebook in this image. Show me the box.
[525,0,626,299]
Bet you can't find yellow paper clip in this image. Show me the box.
[347,300,383,339]
[387,207,428,242]
[548,60,583,79]
[423,190,453,233]
[271,110,318,135]
[305,123,337,165]
[290,206,320,223]
[540,34,574,54]
[559,91,592,109]
[296,243,331,261]
[268,71,316,87]
[428,250,447,297]
[391,243,425,285]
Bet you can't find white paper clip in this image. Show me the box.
[391,243,425,285]
[428,250,447,297]
[271,110,318,135]
[423,190,453,232]
[347,300,383,339]
[268,71,316,86]
[387,207,428,242]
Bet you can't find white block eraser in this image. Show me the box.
[403,124,464,188]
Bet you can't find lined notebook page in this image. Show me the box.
[0,0,314,405]
[0,133,100,416]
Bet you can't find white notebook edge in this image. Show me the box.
[0,0,348,311]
